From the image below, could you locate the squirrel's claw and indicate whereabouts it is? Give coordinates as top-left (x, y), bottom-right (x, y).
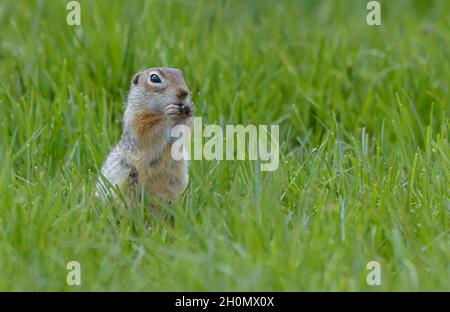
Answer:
top-left (165, 103), bottom-right (194, 119)
top-left (181, 104), bottom-right (195, 116)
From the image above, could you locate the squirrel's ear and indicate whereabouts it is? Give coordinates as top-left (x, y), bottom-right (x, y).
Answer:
top-left (132, 72), bottom-right (141, 86)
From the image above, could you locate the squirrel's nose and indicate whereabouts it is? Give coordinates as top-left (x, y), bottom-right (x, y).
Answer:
top-left (177, 89), bottom-right (189, 100)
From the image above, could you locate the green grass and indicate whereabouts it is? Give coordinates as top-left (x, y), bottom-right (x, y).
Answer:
top-left (0, 0), bottom-right (448, 291)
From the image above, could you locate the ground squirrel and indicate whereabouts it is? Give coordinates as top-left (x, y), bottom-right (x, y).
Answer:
top-left (96, 67), bottom-right (195, 202)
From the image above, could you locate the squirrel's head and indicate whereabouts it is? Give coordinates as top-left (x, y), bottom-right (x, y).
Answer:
top-left (127, 67), bottom-right (192, 115)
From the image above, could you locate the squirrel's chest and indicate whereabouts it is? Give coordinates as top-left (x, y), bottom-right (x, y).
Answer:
top-left (133, 146), bottom-right (188, 200)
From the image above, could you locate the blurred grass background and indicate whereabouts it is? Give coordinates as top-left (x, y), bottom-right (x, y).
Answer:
top-left (0, 0), bottom-right (448, 290)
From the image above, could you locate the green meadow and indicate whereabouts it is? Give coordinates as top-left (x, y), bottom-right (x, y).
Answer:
top-left (0, 0), bottom-right (448, 291)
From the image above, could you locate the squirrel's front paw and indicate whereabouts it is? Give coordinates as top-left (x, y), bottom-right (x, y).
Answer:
top-left (165, 103), bottom-right (195, 119)
top-left (165, 104), bottom-right (181, 119)
top-left (181, 104), bottom-right (195, 117)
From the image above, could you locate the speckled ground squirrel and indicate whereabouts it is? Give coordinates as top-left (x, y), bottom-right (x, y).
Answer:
top-left (96, 67), bottom-right (195, 202)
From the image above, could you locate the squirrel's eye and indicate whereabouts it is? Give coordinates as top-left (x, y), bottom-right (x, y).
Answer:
top-left (150, 74), bottom-right (161, 83)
